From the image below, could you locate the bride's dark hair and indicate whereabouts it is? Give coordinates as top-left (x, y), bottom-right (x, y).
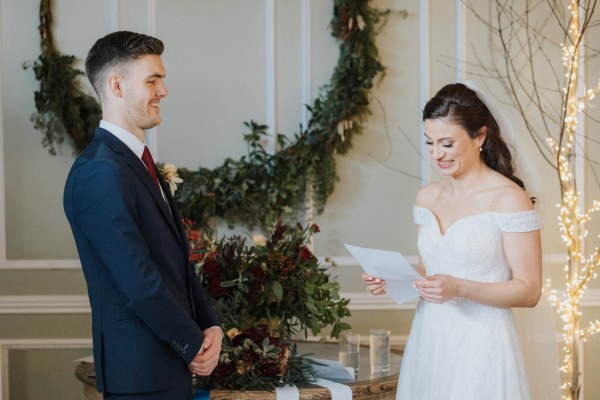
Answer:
top-left (422, 82), bottom-right (528, 195)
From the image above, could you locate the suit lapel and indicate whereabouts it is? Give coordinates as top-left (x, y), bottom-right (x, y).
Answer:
top-left (93, 129), bottom-right (186, 249)
top-left (159, 178), bottom-right (190, 254)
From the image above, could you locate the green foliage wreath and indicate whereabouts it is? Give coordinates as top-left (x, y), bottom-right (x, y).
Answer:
top-left (26, 0), bottom-right (389, 230)
top-left (23, 0), bottom-right (101, 155)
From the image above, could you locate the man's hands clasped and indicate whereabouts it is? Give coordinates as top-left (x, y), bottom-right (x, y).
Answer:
top-left (189, 326), bottom-right (223, 376)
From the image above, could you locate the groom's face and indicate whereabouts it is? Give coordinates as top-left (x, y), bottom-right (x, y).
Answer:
top-left (120, 54), bottom-right (168, 132)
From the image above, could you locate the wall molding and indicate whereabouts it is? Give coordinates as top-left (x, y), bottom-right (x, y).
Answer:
top-left (0, 338), bottom-right (93, 400)
top-left (342, 292), bottom-right (419, 311)
top-left (0, 251), bottom-right (569, 271)
top-left (265, 0), bottom-right (278, 146)
top-left (0, 295), bottom-right (90, 314)
top-left (1, 289), bottom-right (600, 315)
top-left (300, 0), bottom-right (312, 128)
top-left (419, 0), bottom-right (431, 185)
top-left (304, 334), bottom-right (408, 348)
top-left (145, 0), bottom-right (160, 158)
top-left (343, 288), bottom-right (600, 310)
top-left (0, 0), bottom-right (7, 272)
top-left (0, 259), bottom-right (81, 270)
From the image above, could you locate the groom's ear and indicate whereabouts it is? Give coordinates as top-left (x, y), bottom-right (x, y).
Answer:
top-left (107, 73), bottom-right (124, 98)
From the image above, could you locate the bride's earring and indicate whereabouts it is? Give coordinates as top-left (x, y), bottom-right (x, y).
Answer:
top-left (479, 146), bottom-right (483, 152)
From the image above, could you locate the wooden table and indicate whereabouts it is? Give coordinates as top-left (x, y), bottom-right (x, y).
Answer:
top-left (75, 342), bottom-right (403, 399)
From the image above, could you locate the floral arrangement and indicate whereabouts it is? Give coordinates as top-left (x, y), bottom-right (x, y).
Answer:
top-left (184, 220), bottom-right (351, 390)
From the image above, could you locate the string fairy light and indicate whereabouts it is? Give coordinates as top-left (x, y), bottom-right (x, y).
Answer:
top-left (543, 1), bottom-right (600, 398)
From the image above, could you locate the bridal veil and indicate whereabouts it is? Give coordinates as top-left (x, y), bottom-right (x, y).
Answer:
top-left (463, 80), bottom-right (561, 400)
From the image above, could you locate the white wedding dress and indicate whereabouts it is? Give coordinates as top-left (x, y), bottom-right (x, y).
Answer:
top-left (396, 206), bottom-right (542, 400)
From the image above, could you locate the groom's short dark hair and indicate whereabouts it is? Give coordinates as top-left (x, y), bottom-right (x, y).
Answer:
top-left (85, 31), bottom-right (164, 99)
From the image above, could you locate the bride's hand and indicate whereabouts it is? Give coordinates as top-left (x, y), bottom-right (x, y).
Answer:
top-left (414, 274), bottom-right (460, 303)
top-left (362, 272), bottom-right (386, 295)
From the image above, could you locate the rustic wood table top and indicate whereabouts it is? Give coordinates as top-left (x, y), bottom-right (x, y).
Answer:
top-left (75, 341), bottom-right (403, 400)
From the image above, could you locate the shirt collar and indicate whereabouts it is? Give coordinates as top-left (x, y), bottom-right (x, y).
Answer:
top-left (99, 120), bottom-right (145, 159)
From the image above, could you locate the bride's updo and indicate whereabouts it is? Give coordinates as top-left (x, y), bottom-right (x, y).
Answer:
top-left (422, 82), bottom-right (526, 194)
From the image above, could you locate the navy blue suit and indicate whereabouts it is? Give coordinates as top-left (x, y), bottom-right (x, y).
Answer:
top-left (64, 128), bottom-right (219, 395)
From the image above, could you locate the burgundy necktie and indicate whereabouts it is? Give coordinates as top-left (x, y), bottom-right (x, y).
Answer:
top-left (141, 146), bottom-right (160, 189)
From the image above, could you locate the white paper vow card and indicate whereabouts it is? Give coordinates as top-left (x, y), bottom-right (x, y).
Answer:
top-left (345, 244), bottom-right (425, 305)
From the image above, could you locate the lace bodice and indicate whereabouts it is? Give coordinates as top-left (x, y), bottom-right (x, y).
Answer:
top-left (413, 206), bottom-right (541, 282)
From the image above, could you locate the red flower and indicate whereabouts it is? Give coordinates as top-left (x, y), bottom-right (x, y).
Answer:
top-left (220, 242), bottom-right (236, 266)
top-left (252, 265), bottom-right (266, 280)
top-left (301, 246), bottom-right (315, 262)
top-left (209, 278), bottom-right (227, 298)
top-left (267, 251), bottom-right (295, 276)
top-left (272, 221), bottom-right (287, 243)
top-left (249, 284), bottom-right (263, 303)
top-left (203, 259), bottom-right (220, 277)
top-left (189, 245), bottom-right (205, 263)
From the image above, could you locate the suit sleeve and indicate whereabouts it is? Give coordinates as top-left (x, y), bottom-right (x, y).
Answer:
top-left (69, 158), bottom-right (204, 363)
top-left (188, 265), bottom-right (221, 330)
top-left (161, 175), bottom-right (222, 331)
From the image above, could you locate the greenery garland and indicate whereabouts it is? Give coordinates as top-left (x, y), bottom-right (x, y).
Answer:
top-left (177, 2), bottom-right (389, 229)
top-left (23, 0), bottom-right (100, 155)
top-left (26, 0), bottom-right (389, 230)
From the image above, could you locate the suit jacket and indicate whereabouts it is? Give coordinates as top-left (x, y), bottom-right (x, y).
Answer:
top-left (64, 128), bottom-right (220, 394)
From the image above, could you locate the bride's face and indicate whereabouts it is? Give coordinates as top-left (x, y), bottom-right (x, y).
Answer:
top-left (424, 118), bottom-right (484, 178)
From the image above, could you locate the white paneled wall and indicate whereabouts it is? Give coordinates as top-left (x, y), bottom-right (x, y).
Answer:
top-left (0, 0), bottom-right (598, 399)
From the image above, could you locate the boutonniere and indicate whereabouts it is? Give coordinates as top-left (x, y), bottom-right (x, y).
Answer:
top-left (159, 163), bottom-right (183, 196)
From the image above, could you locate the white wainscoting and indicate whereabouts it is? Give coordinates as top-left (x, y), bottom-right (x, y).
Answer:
top-left (0, 338), bottom-right (93, 400)
top-left (0, 295), bottom-right (90, 314)
top-left (303, 333), bottom-right (409, 348)
top-left (0, 290), bottom-right (591, 399)
top-left (1, 289), bottom-right (599, 315)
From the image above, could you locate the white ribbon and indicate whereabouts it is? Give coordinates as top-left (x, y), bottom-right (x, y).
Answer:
top-left (274, 379), bottom-right (352, 400)
top-left (274, 384), bottom-right (300, 400)
top-left (314, 378), bottom-right (353, 400)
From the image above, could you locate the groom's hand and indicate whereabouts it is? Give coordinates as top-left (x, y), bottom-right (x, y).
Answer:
top-left (189, 326), bottom-right (223, 376)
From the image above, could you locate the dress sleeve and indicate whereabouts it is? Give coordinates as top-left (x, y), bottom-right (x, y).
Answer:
top-left (495, 210), bottom-right (542, 232)
top-left (413, 206), bottom-right (427, 225)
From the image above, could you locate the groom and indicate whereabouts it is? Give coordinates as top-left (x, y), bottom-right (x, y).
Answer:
top-left (64, 31), bottom-right (222, 399)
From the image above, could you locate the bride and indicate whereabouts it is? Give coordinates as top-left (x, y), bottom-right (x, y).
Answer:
top-left (363, 81), bottom-right (558, 399)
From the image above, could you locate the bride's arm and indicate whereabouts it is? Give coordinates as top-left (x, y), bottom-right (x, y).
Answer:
top-left (415, 229), bottom-right (541, 307)
top-left (415, 256), bottom-right (426, 277)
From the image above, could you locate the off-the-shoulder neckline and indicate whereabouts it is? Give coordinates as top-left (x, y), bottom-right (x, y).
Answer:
top-left (414, 206), bottom-right (538, 237)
